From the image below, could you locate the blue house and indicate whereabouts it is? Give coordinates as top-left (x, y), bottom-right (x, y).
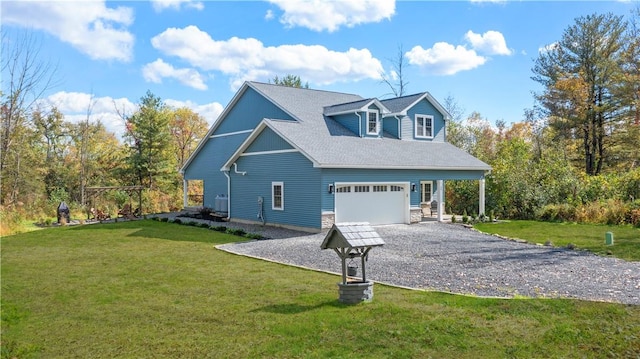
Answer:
top-left (180, 81), bottom-right (491, 232)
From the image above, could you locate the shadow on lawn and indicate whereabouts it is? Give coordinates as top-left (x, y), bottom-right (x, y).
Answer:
top-left (251, 300), bottom-right (345, 314)
top-left (67, 220), bottom-right (240, 245)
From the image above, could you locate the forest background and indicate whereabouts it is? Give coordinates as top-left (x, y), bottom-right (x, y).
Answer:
top-left (1, 10), bottom-right (639, 235)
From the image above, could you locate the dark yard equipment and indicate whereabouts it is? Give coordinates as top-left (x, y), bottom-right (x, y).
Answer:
top-left (57, 202), bottom-right (71, 223)
top-left (321, 222), bottom-right (385, 304)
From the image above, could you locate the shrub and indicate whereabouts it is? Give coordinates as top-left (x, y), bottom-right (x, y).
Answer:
top-left (172, 218), bottom-right (182, 225)
top-left (462, 210), bottom-right (468, 224)
top-left (451, 215), bottom-right (457, 223)
top-left (537, 203), bottom-right (576, 222)
top-left (211, 226), bottom-right (227, 232)
top-left (245, 233), bottom-right (263, 240)
top-left (226, 228), bottom-right (246, 236)
top-left (159, 217), bottom-right (169, 222)
top-left (186, 221), bottom-right (198, 227)
top-left (199, 222), bottom-right (210, 229)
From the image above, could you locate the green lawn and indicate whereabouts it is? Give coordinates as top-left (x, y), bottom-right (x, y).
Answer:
top-left (2, 220), bottom-right (639, 358)
top-left (474, 220), bottom-right (640, 261)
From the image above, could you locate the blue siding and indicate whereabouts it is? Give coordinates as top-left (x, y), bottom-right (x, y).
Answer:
top-left (320, 168), bottom-right (484, 212)
top-left (230, 151), bottom-right (321, 229)
top-left (333, 113), bottom-right (361, 136)
top-left (245, 127), bottom-right (293, 153)
top-left (405, 99), bottom-right (446, 142)
top-left (184, 86), bottom-right (294, 208)
top-left (184, 134), bottom-right (248, 208)
top-left (383, 116), bottom-right (400, 138)
top-left (213, 87), bottom-right (293, 135)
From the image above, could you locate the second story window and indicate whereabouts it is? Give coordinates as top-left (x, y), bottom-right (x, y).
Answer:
top-left (367, 110), bottom-right (379, 135)
top-left (415, 115), bottom-right (433, 138)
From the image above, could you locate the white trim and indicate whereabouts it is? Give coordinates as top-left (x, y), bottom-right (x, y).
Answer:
top-left (240, 149), bottom-right (298, 157)
top-left (334, 181), bottom-right (410, 225)
top-left (324, 99), bottom-right (391, 117)
top-left (314, 164), bottom-right (491, 171)
top-left (210, 129), bottom-right (253, 138)
top-left (415, 114), bottom-right (434, 139)
top-left (420, 180), bottom-right (433, 204)
top-left (272, 182), bottom-right (284, 211)
top-left (221, 120), bottom-right (321, 171)
top-left (366, 110), bottom-right (379, 135)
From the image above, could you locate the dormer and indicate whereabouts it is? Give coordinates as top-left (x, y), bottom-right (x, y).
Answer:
top-left (380, 92), bottom-right (451, 142)
top-left (324, 99), bottom-right (390, 138)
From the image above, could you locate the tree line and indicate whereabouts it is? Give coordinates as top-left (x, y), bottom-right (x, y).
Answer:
top-left (446, 10), bottom-right (640, 226)
top-left (2, 10), bottom-right (639, 234)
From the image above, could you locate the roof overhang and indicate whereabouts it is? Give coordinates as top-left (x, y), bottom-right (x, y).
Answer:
top-left (220, 119), bottom-right (320, 171)
top-left (324, 99), bottom-right (391, 117)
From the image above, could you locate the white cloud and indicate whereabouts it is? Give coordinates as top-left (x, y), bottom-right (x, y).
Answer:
top-left (465, 30), bottom-right (512, 56)
top-left (41, 92), bottom-right (222, 139)
top-left (142, 59), bottom-right (208, 90)
top-left (1, 1), bottom-right (134, 62)
top-left (538, 42), bottom-right (559, 54)
top-left (150, 0), bottom-right (204, 12)
top-left (149, 25), bottom-right (383, 89)
top-left (165, 99), bottom-right (223, 127)
top-left (406, 43), bottom-right (487, 75)
top-left (265, 9), bottom-right (275, 20)
top-left (268, 0), bottom-right (395, 32)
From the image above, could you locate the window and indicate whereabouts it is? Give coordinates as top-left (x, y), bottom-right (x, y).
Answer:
top-left (373, 185), bottom-right (388, 192)
top-left (390, 185), bottom-right (404, 192)
top-left (354, 185), bottom-right (370, 193)
top-left (367, 111), bottom-right (379, 135)
top-left (336, 186), bottom-right (351, 193)
top-left (415, 115), bottom-right (433, 138)
top-left (272, 182), bottom-right (283, 210)
top-left (421, 181), bottom-right (433, 203)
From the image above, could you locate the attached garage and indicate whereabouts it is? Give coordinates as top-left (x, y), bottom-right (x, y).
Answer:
top-left (334, 183), bottom-right (409, 225)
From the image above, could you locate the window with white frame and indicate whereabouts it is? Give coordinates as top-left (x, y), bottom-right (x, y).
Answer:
top-left (272, 182), bottom-right (283, 210)
top-left (415, 115), bottom-right (433, 138)
top-left (421, 181), bottom-right (433, 203)
top-left (367, 110), bottom-right (379, 135)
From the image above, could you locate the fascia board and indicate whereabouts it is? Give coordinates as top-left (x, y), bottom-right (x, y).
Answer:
top-left (220, 119), bottom-right (321, 171)
top-left (314, 164), bottom-right (492, 171)
top-left (220, 120), bottom-right (268, 171)
top-left (324, 99), bottom-right (391, 117)
top-left (180, 82), bottom-right (250, 173)
top-left (401, 93), bottom-right (452, 121)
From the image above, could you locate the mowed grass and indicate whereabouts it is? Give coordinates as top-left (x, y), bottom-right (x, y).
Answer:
top-left (474, 220), bottom-right (640, 261)
top-left (2, 221), bottom-right (639, 358)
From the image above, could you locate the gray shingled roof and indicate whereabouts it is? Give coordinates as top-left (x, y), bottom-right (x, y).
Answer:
top-left (249, 82), bottom-right (491, 170)
top-left (380, 93), bottom-right (425, 114)
top-left (321, 223), bottom-right (385, 249)
top-left (324, 98), bottom-right (375, 115)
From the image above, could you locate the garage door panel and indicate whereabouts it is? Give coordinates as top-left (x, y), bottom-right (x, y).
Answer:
top-left (335, 184), bottom-right (407, 225)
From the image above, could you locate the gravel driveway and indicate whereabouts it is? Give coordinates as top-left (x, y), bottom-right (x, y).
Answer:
top-left (217, 222), bottom-right (640, 305)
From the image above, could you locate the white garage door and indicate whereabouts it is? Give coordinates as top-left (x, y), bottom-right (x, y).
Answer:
top-left (334, 183), bottom-right (408, 225)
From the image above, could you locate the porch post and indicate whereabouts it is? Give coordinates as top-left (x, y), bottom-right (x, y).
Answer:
top-left (479, 178), bottom-right (486, 216)
top-left (183, 179), bottom-right (188, 209)
top-left (437, 180), bottom-right (444, 222)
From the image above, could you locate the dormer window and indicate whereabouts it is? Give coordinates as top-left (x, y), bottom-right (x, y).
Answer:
top-left (415, 114), bottom-right (433, 138)
top-left (367, 110), bottom-right (379, 135)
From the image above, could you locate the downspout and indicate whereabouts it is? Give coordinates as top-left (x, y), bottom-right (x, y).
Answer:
top-left (233, 163), bottom-right (246, 175)
top-left (223, 170), bottom-right (231, 220)
top-left (394, 115), bottom-right (402, 139)
top-left (355, 111), bottom-right (362, 137)
top-left (182, 178), bottom-right (188, 209)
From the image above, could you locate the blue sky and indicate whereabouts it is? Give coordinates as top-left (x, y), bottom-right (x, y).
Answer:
top-left (2, 0), bottom-right (637, 139)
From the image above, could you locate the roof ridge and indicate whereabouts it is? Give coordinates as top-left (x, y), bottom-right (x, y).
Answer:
top-left (248, 81), bottom-right (360, 97)
top-left (380, 92), bottom-right (427, 102)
